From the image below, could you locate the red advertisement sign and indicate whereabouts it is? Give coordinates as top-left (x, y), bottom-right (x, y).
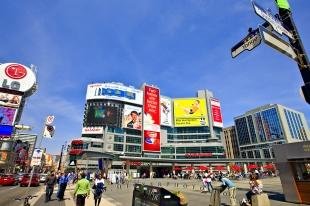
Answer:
top-left (210, 98), bottom-right (223, 128)
top-left (143, 85), bottom-right (160, 152)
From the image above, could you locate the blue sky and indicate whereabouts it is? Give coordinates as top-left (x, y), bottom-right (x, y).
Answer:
top-left (1, 0), bottom-right (309, 154)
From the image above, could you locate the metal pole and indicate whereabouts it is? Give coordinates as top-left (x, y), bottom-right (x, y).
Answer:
top-left (57, 144), bottom-right (65, 172)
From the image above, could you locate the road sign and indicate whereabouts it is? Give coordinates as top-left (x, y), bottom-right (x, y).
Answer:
top-left (69, 160), bottom-right (76, 166)
top-left (45, 115), bottom-right (55, 125)
top-left (231, 29), bottom-right (261, 58)
top-left (259, 26), bottom-right (297, 61)
top-left (252, 1), bottom-right (293, 39)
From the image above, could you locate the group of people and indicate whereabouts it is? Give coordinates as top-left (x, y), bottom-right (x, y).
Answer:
top-left (44, 171), bottom-right (106, 206)
top-left (201, 171), bottom-right (263, 206)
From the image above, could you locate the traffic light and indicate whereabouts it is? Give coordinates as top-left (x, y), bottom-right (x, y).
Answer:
top-left (275, 0), bottom-right (290, 10)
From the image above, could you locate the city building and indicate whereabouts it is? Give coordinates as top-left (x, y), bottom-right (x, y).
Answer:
top-left (223, 126), bottom-right (240, 159)
top-left (234, 104), bottom-right (310, 160)
top-left (69, 82), bottom-right (225, 176)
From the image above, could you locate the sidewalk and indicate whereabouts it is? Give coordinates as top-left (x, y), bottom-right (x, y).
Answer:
top-left (33, 184), bottom-right (117, 206)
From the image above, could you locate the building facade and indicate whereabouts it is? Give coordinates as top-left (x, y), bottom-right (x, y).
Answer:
top-left (223, 126), bottom-right (240, 159)
top-left (234, 104), bottom-right (310, 160)
top-left (69, 82), bottom-right (225, 173)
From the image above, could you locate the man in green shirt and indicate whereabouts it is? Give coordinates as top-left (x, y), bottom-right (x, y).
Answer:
top-left (74, 172), bottom-right (90, 206)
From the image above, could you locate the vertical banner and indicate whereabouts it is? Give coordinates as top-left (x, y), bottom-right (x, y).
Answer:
top-left (30, 148), bottom-right (43, 166)
top-left (210, 98), bottom-right (223, 128)
top-left (143, 85), bottom-right (161, 152)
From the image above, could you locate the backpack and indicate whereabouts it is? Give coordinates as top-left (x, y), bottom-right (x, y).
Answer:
top-left (95, 182), bottom-right (104, 195)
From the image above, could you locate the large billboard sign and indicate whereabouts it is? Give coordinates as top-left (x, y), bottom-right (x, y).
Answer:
top-left (123, 104), bottom-right (142, 130)
top-left (86, 83), bottom-right (143, 105)
top-left (86, 104), bottom-right (118, 126)
top-left (173, 98), bottom-right (208, 127)
top-left (0, 63), bottom-right (36, 92)
top-left (0, 92), bottom-right (22, 108)
top-left (210, 98), bottom-right (223, 128)
top-left (160, 96), bottom-right (172, 126)
top-left (143, 85), bottom-right (160, 152)
top-left (0, 106), bottom-right (17, 126)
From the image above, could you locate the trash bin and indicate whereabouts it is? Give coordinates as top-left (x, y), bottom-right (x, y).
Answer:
top-left (132, 184), bottom-right (181, 206)
top-left (209, 186), bottom-right (222, 206)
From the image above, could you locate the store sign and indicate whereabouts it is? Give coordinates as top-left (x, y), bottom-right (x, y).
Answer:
top-left (86, 83), bottom-right (143, 105)
top-left (143, 85), bottom-right (161, 153)
top-left (185, 153), bottom-right (213, 158)
top-left (82, 127), bottom-right (104, 134)
top-left (0, 63), bottom-right (36, 92)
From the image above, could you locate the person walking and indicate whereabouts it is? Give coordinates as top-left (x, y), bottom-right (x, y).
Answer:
top-left (92, 174), bottom-right (105, 206)
top-left (57, 172), bottom-right (69, 201)
top-left (219, 176), bottom-right (237, 206)
top-left (74, 172), bottom-right (90, 206)
top-left (45, 172), bottom-right (57, 202)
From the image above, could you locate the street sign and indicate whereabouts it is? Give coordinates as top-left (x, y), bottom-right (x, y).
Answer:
top-left (69, 160), bottom-right (76, 166)
top-left (259, 26), bottom-right (297, 61)
top-left (231, 29), bottom-right (261, 58)
top-left (45, 115), bottom-right (55, 125)
top-left (252, 1), bottom-right (293, 39)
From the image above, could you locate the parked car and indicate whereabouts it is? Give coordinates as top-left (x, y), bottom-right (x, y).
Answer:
top-left (17, 173), bottom-right (26, 182)
top-left (0, 174), bottom-right (19, 186)
top-left (20, 174), bottom-right (40, 187)
top-left (39, 173), bottom-right (48, 183)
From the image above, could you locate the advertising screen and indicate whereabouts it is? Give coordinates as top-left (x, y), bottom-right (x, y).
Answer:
top-left (86, 104), bottom-right (118, 126)
top-left (0, 106), bottom-right (17, 125)
top-left (143, 85), bottom-right (160, 152)
top-left (210, 98), bottom-right (223, 128)
top-left (12, 140), bottom-right (29, 165)
top-left (123, 105), bottom-right (142, 130)
top-left (173, 98), bottom-right (208, 127)
top-left (0, 125), bottom-right (14, 137)
top-left (0, 92), bottom-right (22, 108)
top-left (86, 83), bottom-right (143, 105)
top-left (160, 96), bottom-right (172, 126)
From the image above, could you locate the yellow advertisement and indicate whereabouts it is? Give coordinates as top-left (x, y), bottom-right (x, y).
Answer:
top-left (173, 98), bottom-right (208, 127)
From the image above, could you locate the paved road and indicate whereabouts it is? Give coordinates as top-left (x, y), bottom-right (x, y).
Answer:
top-left (29, 177), bottom-right (308, 206)
top-left (0, 184), bottom-right (42, 206)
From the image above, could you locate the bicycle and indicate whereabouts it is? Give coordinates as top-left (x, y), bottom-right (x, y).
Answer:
top-left (15, 195), bottom-right (37, 206)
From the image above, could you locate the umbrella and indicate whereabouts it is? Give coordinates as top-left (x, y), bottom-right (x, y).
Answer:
top-left (263, 163), bottom-right (275, 171)
top-left (247, 164), bottom-right (258, 170)
top-left (184, 166), bottom-right (194, 171)
top-left (214, 165), bottom-right (225, 171)
top-left (174, 166), bottom-right (182, 171)
top-left (197, 165), bottom-right (209, 171)
top-left (231, 165), bottom-right (242, 172)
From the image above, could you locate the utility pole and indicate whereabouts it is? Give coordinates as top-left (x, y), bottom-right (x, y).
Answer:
top-left (275, 0), bottom-right (310, 103)
top-left (57, 143), bottom-right (66, 172)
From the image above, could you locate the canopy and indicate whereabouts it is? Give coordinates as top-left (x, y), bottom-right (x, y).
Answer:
top-left (197, 165), bottom-right (209, 171)
top-left (247, 164), bottom-right (258, 170)
top-left (214, 165), bottom-right (225, 171)
top-left (231, 165), bottom-right (242, 172)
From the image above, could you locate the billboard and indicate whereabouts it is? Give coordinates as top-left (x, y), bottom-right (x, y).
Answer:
top-left (0, 63), bottom-right (36, 93)
top-left (143, 85), bottom-right (161, 152)
top-left (12, 140), bottom-right (29, 165)
top-left (0, 92), bottom-right (22, 108)
top-left (86, 83), bottom-right (143, 105)
top-left (0, 106), bottom-right (17, 125)
top-left (210, 98), bottom-right (223, 128)
top-left (160, 96), bottom-right (172, 126)
top-left (173, 98), bottom-right (208, 127)
top-left (123, 104), bottom-right (142, 130)
top-left (30, 148), bottom-right (43, 166)
top-left (0, 125), bottom-right (14, 137)
top-left (86, 104), bottom-right (118, 126)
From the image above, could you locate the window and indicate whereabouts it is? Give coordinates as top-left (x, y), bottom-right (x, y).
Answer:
top-left (113, 144), bottom-right (123, 152)
top-left (263, 149), bottom-right (271, 158)
top-left (125, 145), bottom-right (141, 153)
top-left (114, 135), bottom-right (124, 142)
top-left (126, 136), bottom-right (141, 144)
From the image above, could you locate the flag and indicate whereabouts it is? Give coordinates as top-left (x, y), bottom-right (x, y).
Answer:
top-left (43, 125), bottom-right (55, 138)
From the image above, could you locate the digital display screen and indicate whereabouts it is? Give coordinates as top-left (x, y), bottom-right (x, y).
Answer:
top-left (0, 106), bottom-right (17, 125)
top-left (86, 104), bottom-right (118, 126)
top-left (0, 125), bottom-right (14, 136)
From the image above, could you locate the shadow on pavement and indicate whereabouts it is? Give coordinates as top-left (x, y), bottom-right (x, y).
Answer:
top-left (268, 193), bottom-right (286, 202)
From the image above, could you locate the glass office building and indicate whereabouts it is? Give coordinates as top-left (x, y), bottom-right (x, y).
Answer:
top-left (234, 104), bottom-right (310, 159)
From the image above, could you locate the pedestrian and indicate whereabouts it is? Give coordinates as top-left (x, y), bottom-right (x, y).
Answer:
top-left (92, 174), bottom-right (105, 206)
top-left (206, 174), bottom-right (213, 192)
top-left (74, 172), bottom-right (90, 206)
top-left (45, 172), bottom-right (57, 202)
top-left (244, 173), bottom-right (263, 205)
top-left (57, 172), bottom-right (69, 201)
top-left (218, 176), bottom-right (237, 206)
